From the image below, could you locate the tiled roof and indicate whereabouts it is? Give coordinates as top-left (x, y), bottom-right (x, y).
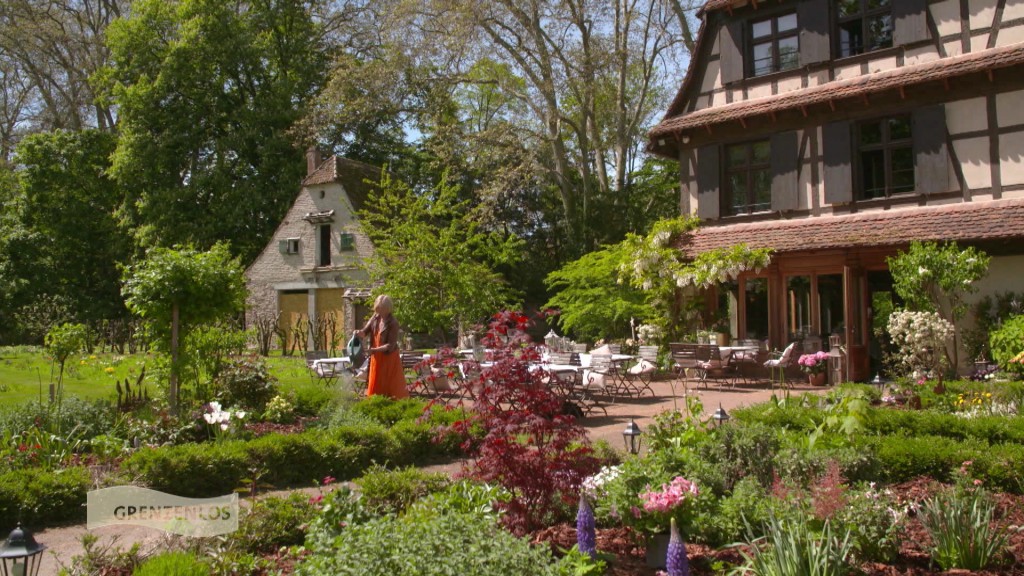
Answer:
top-left (679, 199), bottom-right (1024, 257)
top-left (302, 156), bottom-right (384, 214)
top-left (652, 43), bottom-right (1024, 137)
top-left (699, 0), bottom-right (743, 15)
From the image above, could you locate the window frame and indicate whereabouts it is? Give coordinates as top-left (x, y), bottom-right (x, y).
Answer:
top-left (855, 114), bottom-right (914, 200)
top-left (722, 139), bottom-right (773, 217)
top-left (748, 11), bottom-right (800, 77)
top-left (835, 0), bottom-right (894, 58)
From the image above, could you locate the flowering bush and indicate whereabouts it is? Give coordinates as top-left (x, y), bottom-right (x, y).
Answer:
top-left (797, 351), bottom-right (830, 375)
top-left (636, 476), bottom-right (700, 534)
top-left (887, 310), bottom-right (954, 380)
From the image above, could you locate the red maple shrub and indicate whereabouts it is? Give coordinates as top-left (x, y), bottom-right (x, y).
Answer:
top-left (435, 311), bottom-right (603, 535)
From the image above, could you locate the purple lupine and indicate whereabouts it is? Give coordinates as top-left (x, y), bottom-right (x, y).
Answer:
top-left (666, 517), bottom-right (690, 576)
top-left (576, 494), bottom-right (597, 559)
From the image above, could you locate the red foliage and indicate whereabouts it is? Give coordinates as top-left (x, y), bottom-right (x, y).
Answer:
top-left (435, 311), bottom-right (602, 535)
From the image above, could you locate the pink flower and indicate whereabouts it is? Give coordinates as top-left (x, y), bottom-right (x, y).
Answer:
top-left (973, 479), bottom-right (983, 486)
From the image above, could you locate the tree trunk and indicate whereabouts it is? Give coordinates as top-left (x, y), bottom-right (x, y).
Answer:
top-left (170, 302), bottom-right (180, 414)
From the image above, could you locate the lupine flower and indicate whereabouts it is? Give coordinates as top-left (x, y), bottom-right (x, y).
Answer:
top-left (666, 517), bottom-right (690, 576)
top-left (576, 494), bottom-right (597, 559)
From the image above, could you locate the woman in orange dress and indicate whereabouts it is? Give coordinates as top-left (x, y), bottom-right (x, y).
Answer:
top-left (354, 295), bottom-right (408, 399)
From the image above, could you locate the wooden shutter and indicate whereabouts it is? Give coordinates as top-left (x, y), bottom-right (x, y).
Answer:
top-left (771, 131), bottom-right (799, 211)
top-left (696, 145), bottom-right (721, 220)
top-left (913, 105), bottom-right (949, 195)
top-left (720, 18), bottom-right (745, 84)
top-left (823, 121), bottom-right (853, 205)
top-left (893, 0), bottom-right (928, 45)
top-left (798, 0), bottom-right (830, 66)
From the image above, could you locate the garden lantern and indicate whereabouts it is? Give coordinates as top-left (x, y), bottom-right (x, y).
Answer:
top-left (544, 330), bottom-right (558, 351)
top-left (0, 525), bottom-right (46, 576)
top-left (711, 403), bottom-right (730, 426)
top-left (828, 335), bottom-right (845, 386)
top-left (872, 373), bottom-right (885, 392)
top-left (622, 419), bottom-right (643, 455)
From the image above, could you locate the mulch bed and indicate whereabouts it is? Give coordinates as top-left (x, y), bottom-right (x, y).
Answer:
top-left (530, 477), bottom-right (1024, 575)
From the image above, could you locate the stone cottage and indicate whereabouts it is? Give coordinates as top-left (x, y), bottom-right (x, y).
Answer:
top-left (245, 150), bottom-right (380, 352)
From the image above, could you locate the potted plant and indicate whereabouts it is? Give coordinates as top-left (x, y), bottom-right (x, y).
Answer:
top-left (637, 476), bottom-right (700, 568)
top-left (798, 350), bottom-right (830, 385)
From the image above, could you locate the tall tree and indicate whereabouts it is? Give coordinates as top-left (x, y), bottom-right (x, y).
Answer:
top-left (0, 0), bottom-right (125, 149)
top-left (0, 129), bottom-right (131, 342)
top-left (358, 172), bottom-right (522, 344)
top-left (102, 0), bottom-right (328, 262)
top-left (308, 0), bottom-right (697, 254)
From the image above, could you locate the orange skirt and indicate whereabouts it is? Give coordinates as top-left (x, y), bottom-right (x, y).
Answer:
top-left (366, 334), bottom-right (408, 399)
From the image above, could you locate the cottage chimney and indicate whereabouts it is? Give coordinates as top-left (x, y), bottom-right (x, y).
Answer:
top-left (306, 147), bottom-right (323, 176)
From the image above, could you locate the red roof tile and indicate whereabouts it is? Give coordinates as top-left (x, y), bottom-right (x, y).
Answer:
top-left (679, 199), bottom-right (1024, 257)
top-left (652, 44), bottom-right (1024, 137)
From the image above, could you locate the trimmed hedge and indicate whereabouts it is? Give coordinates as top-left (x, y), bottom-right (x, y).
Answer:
top-left (866, 410), bottom-right (1024, 444)
top-left (865, 435), bottom-right (1024, 492)
top-left (0, 466), bottom-right (91, 532)
top-left (126, 419), bottom-right (456, 497)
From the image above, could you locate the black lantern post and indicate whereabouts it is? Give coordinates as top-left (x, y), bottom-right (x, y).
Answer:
top-left (711, 403), bottom-right (730, 426)
top-left (872, 373), bottom-right (885, 392)
top-left (622, 419), bottom-right (643, 455)
top-left (0, 525), bottom-right (46, 576)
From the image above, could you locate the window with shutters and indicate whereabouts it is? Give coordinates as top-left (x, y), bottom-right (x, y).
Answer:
top-left (856, 115), bottom-right (914, 199)
top-left (724, 140), bottom-right (772, 216)
top-left (836, 0), bottom-right (893, 58)
top-left (339, 232), bottom-right (355, 251)
top-left (749, 12), bottom-right (799, 77)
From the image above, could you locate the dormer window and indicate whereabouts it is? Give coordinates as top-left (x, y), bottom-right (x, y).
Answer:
top-left (836, 0), bottom-right (893, 58)
top-left (749, 12), bottom-right (799, 77)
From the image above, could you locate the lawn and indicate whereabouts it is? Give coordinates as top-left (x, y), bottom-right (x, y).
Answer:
top-left (0, 346), bottom-right (321, 406)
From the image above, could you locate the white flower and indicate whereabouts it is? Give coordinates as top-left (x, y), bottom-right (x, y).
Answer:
top-left (220, 423), bottom-right (229, 431)
top-left (918, 266), bottom-right (929, 276)
top-left (203, 413), bottom-right (216, 425)
top-left (208, 401), bottom-right (222, 412)
top-left (235, 411), bottom-right (246, 420)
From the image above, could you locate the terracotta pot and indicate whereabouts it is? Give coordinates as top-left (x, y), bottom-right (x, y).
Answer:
top-left (808, 372), bottom-right (827, 386)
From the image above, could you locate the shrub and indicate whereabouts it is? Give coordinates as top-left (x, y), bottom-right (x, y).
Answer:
top-left (231, 492), bottom-right (317, 554)
top-left (290, 385), bottom-right (337, 417)
top-left (351, 395), bottom-right (430, 425)
top-left (211, 357), bottom-right (278, 413)
top-left (134, 551), bottom-right (209, 576)
top-left (833, 483), bottom-right (906, 563)
top-left (355, 465), bottom-right (450, 516)
top-left (990, 314), bottom-right (1024, 378)
top-left (703, 476), bottom-right (773, 547)
top-left (0, 466), bottom-right (91, 532)
top-left (298, 510), bottom-right (561, 576)
top-left (263, 394), bottom-right (296, 424)
top-left (125, 441), bottom-right (249, 496)
top-left (867, 435), bottom-right (1024, 492)
top-left (0, 397), bottom-right (117, 442)
top-left (436, 311), bottom-right (601, 536)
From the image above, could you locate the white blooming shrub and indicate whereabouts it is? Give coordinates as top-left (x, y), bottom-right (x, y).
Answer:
top-left (887, 310), bottom-right (954, 379)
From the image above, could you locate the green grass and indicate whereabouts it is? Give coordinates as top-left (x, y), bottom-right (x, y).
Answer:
top-left (0, 347), bottom-right (324, 407)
